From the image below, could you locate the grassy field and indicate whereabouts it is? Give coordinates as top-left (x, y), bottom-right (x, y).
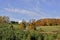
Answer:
top-left (0, 23), bottom-right (60, 40)
top-left (36, 26), bottom-right (60, 40)
top-left (36, 26), bottom-right (60, 31)
top-left (13, 24), bottom-right (60, 40)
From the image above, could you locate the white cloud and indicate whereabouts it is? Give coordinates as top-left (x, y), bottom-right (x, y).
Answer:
top-left (4, 8), bottom-right (42, 18)
top-left (3, 0), bottom-right (53, 19)
top-left (10, 17), bottom-right (20, 21)
top-left (31, 1), bottom-right (51, 18)
top-left (3, 0), bottom-right (54, 20)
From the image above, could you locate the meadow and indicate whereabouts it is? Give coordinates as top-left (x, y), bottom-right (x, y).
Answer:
top-left (0, 23), bottom-right (60, 40)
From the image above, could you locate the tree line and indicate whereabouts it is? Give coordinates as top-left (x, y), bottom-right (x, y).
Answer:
top-left (36, 18), bottom-right (60, 26)
top-left (0, 16), bottom-right (60, 30)
top-left (19, 18), bottom-right (60, 30)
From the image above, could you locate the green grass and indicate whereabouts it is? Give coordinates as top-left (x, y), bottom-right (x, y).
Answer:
top-left (0, 24), bottom-right (60, 40)
top-left (12, 24), bottom-right (20, 29)
top-left (36, 26), bottom-right (60, 32)
top-left (36, 26), bottom-right (60, 40)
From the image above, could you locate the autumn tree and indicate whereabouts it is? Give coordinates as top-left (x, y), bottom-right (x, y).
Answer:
top-left (35, 18), bottom-right (60, 26)
top-left (3, 16), bottom-right (9, 23)
top-left (28, 19), bottom-right (36, 30)
top-left (0, 16), bottom-right (9, 23)
top-left (20, 19), bottom-right (26, 30)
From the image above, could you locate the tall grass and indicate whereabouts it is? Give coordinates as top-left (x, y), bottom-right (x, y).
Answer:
top-left (0, 24), bottom-right (60, 40)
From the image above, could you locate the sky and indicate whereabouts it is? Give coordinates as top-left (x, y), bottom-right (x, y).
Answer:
top-left (0, 0), bottom-right (60, 21)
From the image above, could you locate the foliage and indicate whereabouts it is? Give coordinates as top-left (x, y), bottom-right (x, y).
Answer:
top-left (0, 24), bottom-right (60, 40)
top-left (19, 20), bottom-right (26, 30)
top-left (0, 16), bottom-right (9, 23)
top-left (36, 18), bottom-right (60, 26)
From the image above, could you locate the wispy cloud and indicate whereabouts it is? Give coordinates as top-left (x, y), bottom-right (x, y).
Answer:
top-left (30, 0), bottom-right (52, 18)
top-left (4, 0), bottom-right (52, 19)
top-left (10, 17), bottom-right (20, 21)
top-left (3, 0), bottom-right (57, 19)
top-left (4, 8), bottom-right (43, 19)
top-left (41, 0), bottom-right (57, 6)
top-left (3, 0), bottom-right (53, 19)
top-left (0, 0), bottom-right (60, 21)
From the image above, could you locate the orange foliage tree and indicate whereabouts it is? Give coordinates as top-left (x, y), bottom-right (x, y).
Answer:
top-left (20, 20), bottom-right (26, 30)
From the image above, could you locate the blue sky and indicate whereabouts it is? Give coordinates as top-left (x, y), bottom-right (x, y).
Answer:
top-left (0, 0), bottom-right (60, 21)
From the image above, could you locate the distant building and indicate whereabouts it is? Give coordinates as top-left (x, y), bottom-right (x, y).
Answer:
top-left (18, 20), bottom-right (22, 24)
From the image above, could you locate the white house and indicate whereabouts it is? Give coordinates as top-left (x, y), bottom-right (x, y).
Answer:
top-left (18, 20), bottom-right (22, 24)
